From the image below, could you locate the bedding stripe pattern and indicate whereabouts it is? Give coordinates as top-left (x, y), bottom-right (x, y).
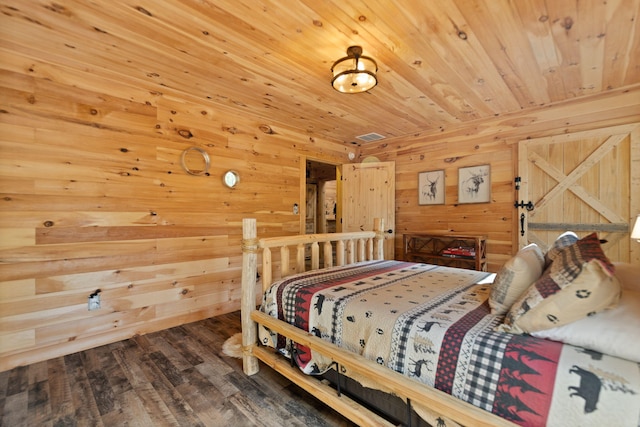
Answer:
top-left (259, 260), bottom-right (640, 427)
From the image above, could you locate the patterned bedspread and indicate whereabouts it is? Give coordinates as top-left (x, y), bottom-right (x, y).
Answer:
top-left (259, 260), bottom-right (640, 427)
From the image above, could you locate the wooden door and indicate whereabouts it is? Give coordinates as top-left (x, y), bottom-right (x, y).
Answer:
top-left (517, 123), bottom-right (640, 263)
top-left (338, 161), bottom-right (395, 259)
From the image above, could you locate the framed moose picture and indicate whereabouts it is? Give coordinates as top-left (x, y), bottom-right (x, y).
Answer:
top-left (418, 170), bottom-right (445, 205)
top-left (458, 165), bottom-right (491, 204)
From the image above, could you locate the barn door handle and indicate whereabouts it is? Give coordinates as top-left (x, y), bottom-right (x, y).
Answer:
top-left (386, 229), bottom-right (393, 234)
top-left (520, 213), bottom-right (526, 236)
top-left (514, 200), bottom-right (534, 211)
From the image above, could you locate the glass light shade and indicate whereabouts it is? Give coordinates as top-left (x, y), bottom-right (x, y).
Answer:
top-left (331, 46), bottom-right (378, 94)
top-left (631, 215), bottom-right (640, 241)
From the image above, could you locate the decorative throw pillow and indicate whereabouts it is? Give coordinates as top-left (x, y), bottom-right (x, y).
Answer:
top-left (532, 288), bottom-right (640, 363)
top-left (544, 231), bottom-right (578, 267)
top-left (489, 243), bottom-right (545, 315)
top-left (497, 232), bottom-right (619, 334)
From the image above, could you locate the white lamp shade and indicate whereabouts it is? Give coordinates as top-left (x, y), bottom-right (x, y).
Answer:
top-left (631, 215), bottom-right (640, 240)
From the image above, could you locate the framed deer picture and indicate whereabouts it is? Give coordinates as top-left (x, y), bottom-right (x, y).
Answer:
top-left (418, 170), bottom-right (445, 205)
top-left (458, 165), bottom-right (491, 204)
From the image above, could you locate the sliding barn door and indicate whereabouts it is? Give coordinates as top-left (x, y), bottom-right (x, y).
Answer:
top-left (517, 123), bottom-right (639, 263)
top-left (339, 161), bottom-right (395, 259)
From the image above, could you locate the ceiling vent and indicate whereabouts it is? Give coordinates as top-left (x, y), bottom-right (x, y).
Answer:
top-left (355, 132), bottom-right (386, 142)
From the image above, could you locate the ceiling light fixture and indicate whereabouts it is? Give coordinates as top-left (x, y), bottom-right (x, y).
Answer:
top-left (331, 46), bottom-right (378, 94)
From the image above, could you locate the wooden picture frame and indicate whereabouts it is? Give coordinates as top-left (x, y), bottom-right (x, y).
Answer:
top-left (418, 170), bottom-right (445, 205)
top-left (458, 165), bottom-right (491, 204)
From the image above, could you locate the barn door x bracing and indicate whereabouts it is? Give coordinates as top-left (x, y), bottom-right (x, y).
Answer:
top-left (517, 123), bottom-right (639, 263)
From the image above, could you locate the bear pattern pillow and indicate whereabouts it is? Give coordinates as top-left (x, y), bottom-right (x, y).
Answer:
top-left (498, 232), bottom-right (620, 334)
top-left (489, 243), bottom-right (545, 315)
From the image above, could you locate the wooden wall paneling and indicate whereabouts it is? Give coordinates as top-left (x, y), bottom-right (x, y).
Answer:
top-left (2, 1), bottom-right (638, 372)
top-left (34, 258), bottom-right (230, 294)
top-left (0, 279), bottom-right (35, 301)
top-left (0, 64), bottom-right (350, 371)
top-left (387, 135), bottom-right (515, 271)
top-left (1, 8), bottom-right (177, 106)
top-left (0, 239), bottom-right (158, 265)
top-left (363, 93), bottom-right (640, 271)
top-left (0, 73), bottom-right (158, 136)
top-left (36, 225), bottom-right (212, 245)
top-left (0, 51), bottom-right (164, 110)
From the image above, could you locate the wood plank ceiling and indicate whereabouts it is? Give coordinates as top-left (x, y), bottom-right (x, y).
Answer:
top-left (1, 0), bottom-right (639, 144)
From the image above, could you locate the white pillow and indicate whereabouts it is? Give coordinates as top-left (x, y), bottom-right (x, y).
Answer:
top-left (489, 243), bottom-right (545, 315)
top-left (532, 288), bottom-right (640, 363)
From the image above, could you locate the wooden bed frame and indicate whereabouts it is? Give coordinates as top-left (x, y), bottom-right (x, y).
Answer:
top-left (240, 218), bottom-right (515, 427)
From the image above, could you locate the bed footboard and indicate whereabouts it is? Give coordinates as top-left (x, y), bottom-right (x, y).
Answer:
top-left (240, 217), bottom-right (384, 376)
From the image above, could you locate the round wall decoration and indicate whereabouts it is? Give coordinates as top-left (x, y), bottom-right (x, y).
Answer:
top-left (223, 170), bottom-right (240, 188)
top-left (180, 146), bottom-right (210, 176)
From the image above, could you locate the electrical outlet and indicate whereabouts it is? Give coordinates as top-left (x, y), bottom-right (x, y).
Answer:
top-left (88, 291), bottom-right (101, 311)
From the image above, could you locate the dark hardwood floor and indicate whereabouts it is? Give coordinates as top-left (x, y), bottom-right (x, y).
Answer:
top-left (0, 311), bottom-right (357, 427)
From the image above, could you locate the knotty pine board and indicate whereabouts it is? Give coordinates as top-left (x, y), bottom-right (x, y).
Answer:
top-left (0, 71), bottom-right (349, 371)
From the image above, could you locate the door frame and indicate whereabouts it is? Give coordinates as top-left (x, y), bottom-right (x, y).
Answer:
top-left (299, 156), bottom-right (339, 235)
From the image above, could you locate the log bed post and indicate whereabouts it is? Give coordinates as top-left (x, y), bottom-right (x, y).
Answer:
top-left (241, 218), bottom-right (260, 375)
top-left (374, 218), bottom-right (384, 260)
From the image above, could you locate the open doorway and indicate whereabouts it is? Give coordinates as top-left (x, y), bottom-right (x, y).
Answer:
top-left (306, 160), bottom-right (337, 234)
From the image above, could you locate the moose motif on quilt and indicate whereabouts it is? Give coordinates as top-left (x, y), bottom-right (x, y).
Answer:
top-left (259, 260), bottom-right (640, 427)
